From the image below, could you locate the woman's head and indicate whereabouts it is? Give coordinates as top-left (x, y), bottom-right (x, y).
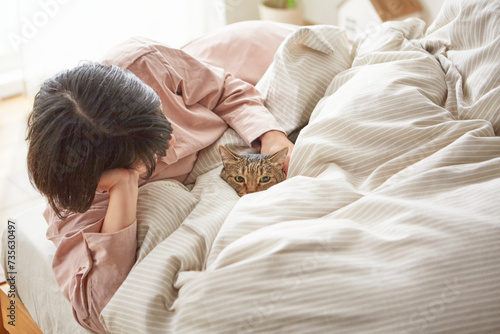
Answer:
top-left (27, 62), bottom-right (172, 218)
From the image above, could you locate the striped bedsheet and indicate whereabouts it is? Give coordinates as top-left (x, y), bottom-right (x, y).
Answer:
top-left (100, 1), bottom-right (500, 333)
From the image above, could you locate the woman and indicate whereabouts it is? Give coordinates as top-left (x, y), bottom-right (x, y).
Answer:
top-left (26, 37), bottom-right (293, 333)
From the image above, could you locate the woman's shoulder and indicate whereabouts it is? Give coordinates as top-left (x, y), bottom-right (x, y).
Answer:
top-left (101, 37), bottom-right (179, 70)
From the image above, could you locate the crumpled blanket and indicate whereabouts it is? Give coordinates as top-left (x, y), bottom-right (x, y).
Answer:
top-left (101, 1), bottom-right (500, 333)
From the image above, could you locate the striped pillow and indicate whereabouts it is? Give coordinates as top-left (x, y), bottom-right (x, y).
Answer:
top-left (255, 25), bottom-right (353, 136)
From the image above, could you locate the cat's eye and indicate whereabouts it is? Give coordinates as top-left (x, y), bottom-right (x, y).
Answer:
top-left (260, 176), bottom-right (270, 183)
top-left (235, 176), bottom-right (245, 183)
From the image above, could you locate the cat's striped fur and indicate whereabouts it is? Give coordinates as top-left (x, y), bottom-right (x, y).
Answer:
top-left (219, 146), bottom-right (288, 197)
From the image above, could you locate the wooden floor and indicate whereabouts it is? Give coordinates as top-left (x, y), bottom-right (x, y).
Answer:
top-left (0, 95), bottom-right (45, 236)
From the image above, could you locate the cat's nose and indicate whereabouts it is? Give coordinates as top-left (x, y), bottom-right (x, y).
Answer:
top-left (246, 185), bottom-right (258, 194)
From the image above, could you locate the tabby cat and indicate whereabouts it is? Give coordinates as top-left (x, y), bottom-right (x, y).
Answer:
top-left (219, 146), bottom-right (288, 197)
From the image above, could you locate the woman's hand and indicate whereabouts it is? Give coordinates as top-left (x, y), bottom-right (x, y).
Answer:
top-left (259, 130), bottom-right (294, 174)
top-left (97, 168), bottom-right (140, 233)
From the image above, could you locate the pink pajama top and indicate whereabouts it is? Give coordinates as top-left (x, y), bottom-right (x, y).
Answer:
top-left (43, 37), bottom-right (284, 333)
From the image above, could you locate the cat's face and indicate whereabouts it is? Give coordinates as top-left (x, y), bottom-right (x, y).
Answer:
top-left (219, 146), bottom-right (288, 197)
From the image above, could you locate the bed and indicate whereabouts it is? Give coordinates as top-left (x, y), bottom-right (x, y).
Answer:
top-left (2, 0), bottom-right (500, 333)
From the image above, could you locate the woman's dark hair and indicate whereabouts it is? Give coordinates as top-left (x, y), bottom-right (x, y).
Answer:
top-left (27, 62), bottom-right (172, 218)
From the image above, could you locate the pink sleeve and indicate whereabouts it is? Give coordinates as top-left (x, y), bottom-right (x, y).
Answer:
top-left (212, 72), bottom-right (284, 147)
top-left (153, 45), bottom-right (285, 147)
top-left (44, 194), bottom-right (137, 334)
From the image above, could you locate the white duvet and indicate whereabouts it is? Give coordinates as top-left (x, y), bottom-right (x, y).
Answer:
top-left (100, 1), bottom-right (500, 333)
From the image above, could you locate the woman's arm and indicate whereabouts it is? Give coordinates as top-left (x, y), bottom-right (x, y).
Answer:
top-left (163, 46), bottom-right (295, 170)
top-left (103, 39), bottom-right (292, 168)
top-left (97, 168), bottom-right (140, 233)
top-left (143, 42), bottom-right (286, 147)
top-left (45, 168), bottom-right (141, 333)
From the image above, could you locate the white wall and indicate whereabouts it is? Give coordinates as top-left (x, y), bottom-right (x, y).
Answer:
top-left (17, 0), bottom-right (205, 96)
top-left (0, 1), bottom-right (24, 99)
top-left (225, 0), bottom-right (260, 24)
top-left (1, 0), bottom-right (225, 98)
top-left (226, 0), bottom-right (446, 26)
top-left (224, 0), bottom-right (343, 25)
top-left (303, 0), bottom-right (344, 25)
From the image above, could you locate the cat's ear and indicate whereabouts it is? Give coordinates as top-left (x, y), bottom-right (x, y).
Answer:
top-left (268, 147), bottom-right (289, 165)
top-left (219, 146), bottom-right (241, 166)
